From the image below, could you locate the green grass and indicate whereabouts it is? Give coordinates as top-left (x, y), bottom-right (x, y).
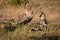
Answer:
top-left (0, 24), bottom-right (60, 40)
top-left (0, 20), bottom-right (60, 40)
top-left (0, 22), bottom-right (41, 40)
top-left (47, 23), bottom-right (60, 31)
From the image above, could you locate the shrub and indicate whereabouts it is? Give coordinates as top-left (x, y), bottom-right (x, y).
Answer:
top-left (4, 21), bottom-right (16, 31)
top-left (9, 0), bottom-right (29, 6)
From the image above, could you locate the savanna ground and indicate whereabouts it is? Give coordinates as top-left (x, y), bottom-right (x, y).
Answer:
top-left (0, 0), bottom-right (60, 40)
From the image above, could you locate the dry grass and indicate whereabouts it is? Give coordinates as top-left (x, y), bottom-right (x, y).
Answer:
top-left (0, 23), bottom-right (60, 40)
top-left (0, 0), bottom-right (60, 24)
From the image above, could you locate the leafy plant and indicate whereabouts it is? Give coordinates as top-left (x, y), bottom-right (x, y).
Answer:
top-left (4, 21), bottom-right (16, 31)
top-left (9, 0), bottom-right (29, 6)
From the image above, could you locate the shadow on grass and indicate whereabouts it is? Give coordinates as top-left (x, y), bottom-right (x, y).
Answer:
top-left (5, 26), bottom-right (16, 31)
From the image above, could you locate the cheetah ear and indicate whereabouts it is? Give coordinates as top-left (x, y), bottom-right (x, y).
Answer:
top-left (39, 13), bottom-right (43, 17)
top-left (39, 11), bottom-right (45, 17)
